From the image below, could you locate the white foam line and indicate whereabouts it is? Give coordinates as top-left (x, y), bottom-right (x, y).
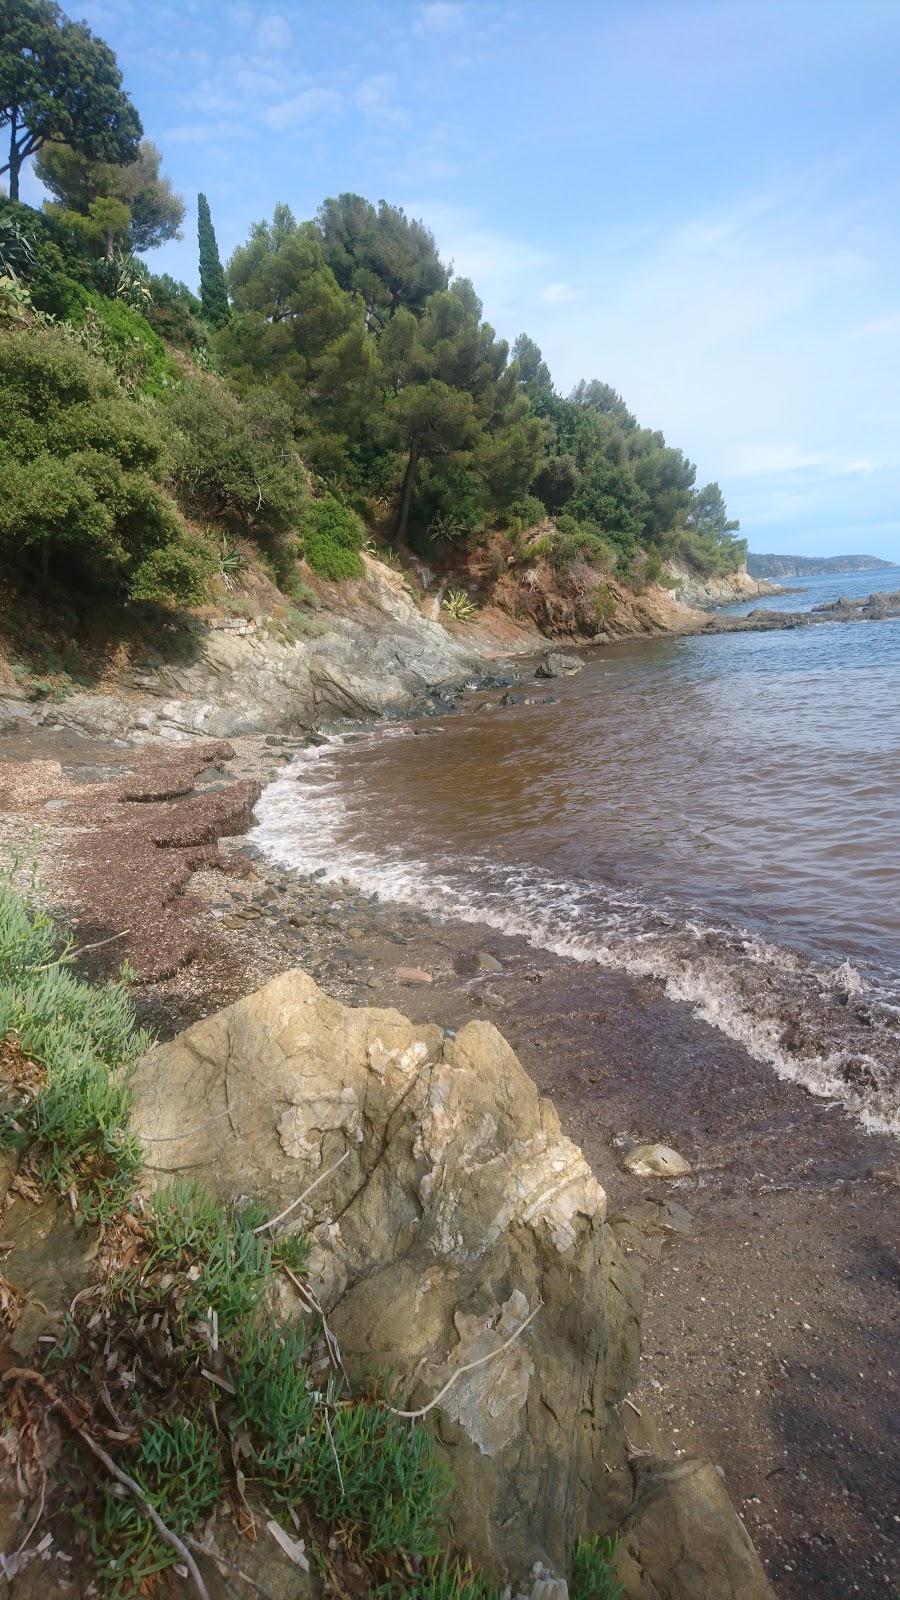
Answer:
top-left (252, 738), bottom-right (899, 1137)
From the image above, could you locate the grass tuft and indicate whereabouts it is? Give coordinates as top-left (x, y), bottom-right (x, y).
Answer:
top-left (571, 1533), bottom-right (623, 1600)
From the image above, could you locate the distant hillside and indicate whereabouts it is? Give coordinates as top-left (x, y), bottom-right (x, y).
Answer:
top-left (747, 552), bottom-right (897, 579)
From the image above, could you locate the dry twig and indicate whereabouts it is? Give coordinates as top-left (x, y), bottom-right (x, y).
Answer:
top-left (0, 1368), bottom-right (212, 1600)
top-left (387, 1302), bottom-right (543, 1423)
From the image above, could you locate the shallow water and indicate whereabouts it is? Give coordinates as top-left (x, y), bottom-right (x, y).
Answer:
top-left (253, 568), bottom-right (900, 1133)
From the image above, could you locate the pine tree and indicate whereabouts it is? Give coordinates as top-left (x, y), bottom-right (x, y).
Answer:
top-left (197, 192), bottom-right (229, 327)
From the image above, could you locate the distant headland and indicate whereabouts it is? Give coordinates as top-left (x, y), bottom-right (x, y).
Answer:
top-left (747, 551), bottom-right (897, 579)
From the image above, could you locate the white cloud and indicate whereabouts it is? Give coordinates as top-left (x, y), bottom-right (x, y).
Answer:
top-left (262, 87), bottom-right (344, 131)
top-left (539, 281), bottom-right (582, 304)
top-left (165, 117), bottom-right (247, 144)
top-left (858, 310), bottom-right (900, 337)
top-left (256, 12), bottom-right (292, 53)
top-left (416, 2), bottom-right (468, 33)
top-left (356, 74), bottom-right (407, 129)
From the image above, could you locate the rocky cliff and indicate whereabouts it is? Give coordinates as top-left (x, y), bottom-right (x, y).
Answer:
top-left (665, 562), bottom-right (784, 609)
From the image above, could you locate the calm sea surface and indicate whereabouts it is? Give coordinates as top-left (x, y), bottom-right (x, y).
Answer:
top-left (254, 568), bottom-right (900, 1133)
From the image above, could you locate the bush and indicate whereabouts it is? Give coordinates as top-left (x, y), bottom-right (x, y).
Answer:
top-left (128, 532), bottom-right (216, 607)
top-left (71, 292), bottom-right (172, 394)
top-left (498, 494), bottom-right (546, 533)
top-left (165, 375), bottom-right (305, 540)
top-left (0, 325), bottom-right (204, 604)
top-left (144, 272), bottom-right (206, 351)
top-left (551, 515), bottom-right (618, 572)
top-left (300, 492), bottom-right (365, 580)
top-left (0, 200), bottom-right (94, 319)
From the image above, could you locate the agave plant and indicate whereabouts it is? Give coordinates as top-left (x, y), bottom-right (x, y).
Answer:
top-left (96, 248), bottom-right (154, 309)
top-left (0, 216), bottom-right (37, 278)
top-left (428, 511), bottom-right (468, 545)
top-left (217, 536), bottom-right (248, 590)
top-left (442, 586), bottom-right (478, 623)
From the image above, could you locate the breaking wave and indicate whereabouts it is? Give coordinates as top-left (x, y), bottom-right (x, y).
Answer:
top-left (252, 734), bottom-right (900, 1136)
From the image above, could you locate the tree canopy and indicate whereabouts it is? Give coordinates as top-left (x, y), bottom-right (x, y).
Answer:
top-left (35, 138), bottom-right (184, 256)
top-left (0, 0), bottom-right (141, 202)
top-left (197, 191), bottom-right (229, 327)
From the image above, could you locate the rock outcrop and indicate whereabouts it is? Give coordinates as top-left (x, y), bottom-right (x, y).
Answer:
top-left (131, 969), bottom-right (773, 1599)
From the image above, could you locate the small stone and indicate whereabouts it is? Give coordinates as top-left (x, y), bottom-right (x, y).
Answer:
top-left (394, 966), bottom-right (433, 985)
top-left (475, 951), bottom-right (503, 973)
top-left (622, 1143), bottom-right (692, 1179)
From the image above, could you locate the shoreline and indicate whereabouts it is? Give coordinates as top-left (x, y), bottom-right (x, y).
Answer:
top-left (0, 725), bottom-right (897, 1598)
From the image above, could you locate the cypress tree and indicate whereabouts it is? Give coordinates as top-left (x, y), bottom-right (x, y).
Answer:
top-left (197, 192), bottom-right (229, 327)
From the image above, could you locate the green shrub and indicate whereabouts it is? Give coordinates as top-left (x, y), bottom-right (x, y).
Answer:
top-left (551, 515), bottom-right (618, 572)
top-left (71, 292), bottom-right (172, 394)
top-left (165, 375), bottom-right (305, 538)
top-left (0, 200), bottom-right (94, 319)
top-left (0, 325), bottom-right (204, 604)
top-left (594, 583), bottom-right (616, 627)
top-left (128, 533), bottom-right (216, 607)
top-left (498, 494), bottom-right (546, 533)
top-left (300, 492), bottom-right (365, 580)
top-left (144, 273), bottom-right (206, 351)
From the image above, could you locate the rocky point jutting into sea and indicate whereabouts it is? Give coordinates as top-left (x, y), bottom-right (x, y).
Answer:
top-left (1, 557), bottom-right (898, 1599)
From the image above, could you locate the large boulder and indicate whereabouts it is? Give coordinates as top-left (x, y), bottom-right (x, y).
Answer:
top-left (131, 970), bottom-right (640, 1585)
top-left (131, 971), bottom-right (773, 1598)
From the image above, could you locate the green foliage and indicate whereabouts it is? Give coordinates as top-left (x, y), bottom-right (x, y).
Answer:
top-left (594, 583), bottom-right (616, 627)
top-left (0, 198), bottom-right (94, 316)
top-left (221, 205), bottom-right (375, 467)
top-left (0, 0), bottom-right (142, 202)
top-left (197, 191), bottom-right (229, 327)
top-left (442, 586), bottom-right (477, 622)
top-left (571, 1534), bottom-right (623, 1600)
top-left (0, 270), bottom-right (32, 321)
top-left (678, 481), bottom-right (746, 574)
top-left (317, 192), bottom-right (448, 328)
top-left (36, 138), bottom-right (184, 256)
top-left (90, 1417), bottom-right (221, 1598)
top-left (300, 492), bottom-right (365, 580)
top-left (165, 373), bottom-right (305, 547)
top-left (0, 880), bottom-right (148, 1221)
top-left (550, 515), bottom-right (618, 573)
top-left (0, 324), bottom-right (203, 604)
top-left (143, 271), bottom-right (204, 350)
top-left (498, 494), bottom-right (546, 532)
top-left (127, 531), bottom-right (215, 607)
top-left (71, 291), bottom-right (172, 393)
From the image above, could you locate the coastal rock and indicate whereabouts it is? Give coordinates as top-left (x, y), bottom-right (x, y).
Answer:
top-left (623, 1144), bottom-right (692, 1179)
top-left (615, 1457), bottom-right (774, 1599)
top-left (130, 969), bottom-right (639, 1585)
top-left (535, 651), bottom-right (583, 679)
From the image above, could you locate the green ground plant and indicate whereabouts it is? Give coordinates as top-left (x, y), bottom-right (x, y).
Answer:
top-left (0, 881), bottom-right (148, 1221)
top-left (571, 1534), bottom-right (623, 1600)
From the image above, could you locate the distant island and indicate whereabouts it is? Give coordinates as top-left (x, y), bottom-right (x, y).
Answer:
top-left (747, 552), bottom-right (897, 579)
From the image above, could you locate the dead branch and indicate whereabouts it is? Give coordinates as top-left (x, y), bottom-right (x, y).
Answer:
top-left (0, 1368), bottom-right (212, 1600)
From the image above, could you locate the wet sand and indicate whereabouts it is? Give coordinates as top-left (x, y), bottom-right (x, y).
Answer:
top-left (1, 728), bottom-right (897, 1599)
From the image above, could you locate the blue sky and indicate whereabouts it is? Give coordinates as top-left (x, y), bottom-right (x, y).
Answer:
top-left (20, 0), bottom-right (900, 558)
